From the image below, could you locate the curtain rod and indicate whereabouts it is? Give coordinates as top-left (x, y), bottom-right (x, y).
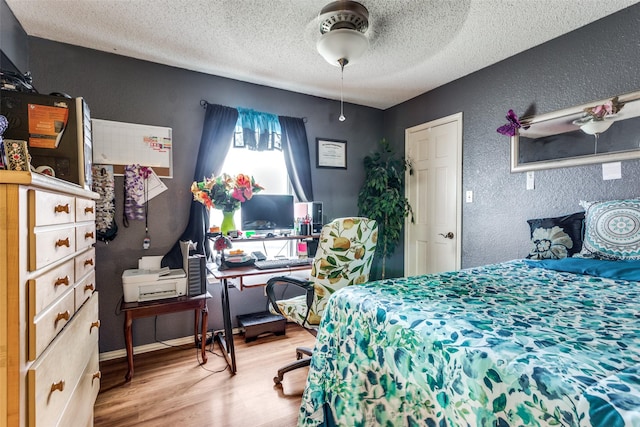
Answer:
top-left (199, 99), bottom-right (307, 122)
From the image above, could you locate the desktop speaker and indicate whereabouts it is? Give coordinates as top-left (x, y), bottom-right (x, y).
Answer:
top-left (187, 255), bottom-right (207, 296)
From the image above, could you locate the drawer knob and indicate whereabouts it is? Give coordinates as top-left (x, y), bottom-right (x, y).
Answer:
top-left (54, 204), bottom-right (70, 214)
top-left (84, 206), bottom-right (94, 214)
top-left (92, 371), bottom-right (102, 383)
top-left (55, 237), bottom-right (70, 248)
top-left (91, 320), bottom-right (101, 332)
top-left (55, 310), bottom-right (70, 327)
top-left (84, 231), bottom-right (94, 239)
top-left (50, 380), bottom-right (65, 394)
top-left (54, 276), bottom-right (70, 287)
top-left (84, 258), bottom-right (94, 266)
top-left (84, 283), bottom-right (95, 292)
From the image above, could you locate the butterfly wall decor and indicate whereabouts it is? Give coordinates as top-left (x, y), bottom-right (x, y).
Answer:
top-left (497, 110), bottom-right (529, 136)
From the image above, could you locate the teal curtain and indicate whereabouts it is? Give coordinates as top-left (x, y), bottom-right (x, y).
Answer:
top-left (234, 107), bottom-right (282, 151)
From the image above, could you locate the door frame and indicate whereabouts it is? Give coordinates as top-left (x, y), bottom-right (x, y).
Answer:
top-left (404, 112), bottom-right (463, 275)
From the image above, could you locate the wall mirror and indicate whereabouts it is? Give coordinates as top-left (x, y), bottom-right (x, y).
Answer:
top-left (511, 90), bottom-right (640, 172)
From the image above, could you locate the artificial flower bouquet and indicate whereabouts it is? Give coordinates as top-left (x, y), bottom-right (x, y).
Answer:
top-left (191, 173), bottom-right (263, 211)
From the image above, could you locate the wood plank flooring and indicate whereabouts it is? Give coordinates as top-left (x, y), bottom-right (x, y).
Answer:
top-left (94, 324), bottom-right (316, 427)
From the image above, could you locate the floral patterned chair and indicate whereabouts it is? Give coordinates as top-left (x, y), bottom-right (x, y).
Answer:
top-left (266, 217), bottom-right (378, 385)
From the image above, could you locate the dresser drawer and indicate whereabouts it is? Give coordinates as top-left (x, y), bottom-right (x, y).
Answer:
top-left (75, 223), bottom-right (96, 251)
top-left (29, 225), bottom-right (77, 271)
top-left (29, 189), bottom-right (75, 226)
top-left (75, 247), bottom-right (95, 282)
top-left (29, 290), bottom-right (75, 361)
top-left (74, 270), bottom-right (96, 310)
top-left (57, 343), bottom-right (100, 427)
top-left (27, 293), bottom-right (99, 427)
top-left (75, 198), bottom-right (96, 222)
top-left (28, 259), bottom-right (75, 318)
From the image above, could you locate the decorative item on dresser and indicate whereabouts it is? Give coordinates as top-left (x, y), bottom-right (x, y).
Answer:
top-left (0, 170), bottom-right (100, 427)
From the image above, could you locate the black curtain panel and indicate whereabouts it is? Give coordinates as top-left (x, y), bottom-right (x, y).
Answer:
top-left (162, 103), bottom-right (239, 268)
top-left (279, 116), bottom-right (314, 202)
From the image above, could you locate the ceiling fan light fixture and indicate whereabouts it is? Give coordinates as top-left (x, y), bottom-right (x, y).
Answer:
top-left (316, 0), bottom-right (370, 122)
top-left (316, 0), bottom-right (370, 66)
top-left (316, 29), bottom-right (368, 66)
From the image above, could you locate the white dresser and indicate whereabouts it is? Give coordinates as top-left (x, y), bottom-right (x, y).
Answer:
top-left (0, 171), bottom-right (100, 427)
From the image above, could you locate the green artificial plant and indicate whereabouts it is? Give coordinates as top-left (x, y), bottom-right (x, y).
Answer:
top-left (358, 138), bottom-right (413, 279)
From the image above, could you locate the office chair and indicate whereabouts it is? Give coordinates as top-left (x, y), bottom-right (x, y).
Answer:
top-left (266, 217), bottom-right (378, 385)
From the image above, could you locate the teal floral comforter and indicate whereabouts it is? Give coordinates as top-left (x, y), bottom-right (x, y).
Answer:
top-left (298, 260), bottom-right (640, 426)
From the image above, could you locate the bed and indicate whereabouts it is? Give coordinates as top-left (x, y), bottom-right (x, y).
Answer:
top-left (297, 258), bottom-right (640, 426)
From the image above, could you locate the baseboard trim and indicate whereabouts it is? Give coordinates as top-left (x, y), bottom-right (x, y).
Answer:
top-left (99, 328), bottom-right (243, 362)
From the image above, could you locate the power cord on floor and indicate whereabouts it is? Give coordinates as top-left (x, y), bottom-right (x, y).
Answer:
top-left (196, 329), bottom-right (231, 373)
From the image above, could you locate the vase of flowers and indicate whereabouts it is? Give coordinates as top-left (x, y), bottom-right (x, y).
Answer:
top-left (191, 173), bottom-right (263, 235)
top-left (220, 209), bottom-right (236, 236)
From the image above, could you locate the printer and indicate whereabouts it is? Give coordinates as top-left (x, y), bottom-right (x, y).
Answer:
top-left (122, 256), bottom-right (187, 302)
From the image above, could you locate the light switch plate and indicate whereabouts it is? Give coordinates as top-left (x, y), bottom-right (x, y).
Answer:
top-left (465, 190), bottom-right (473, 203)
top-left (526, 171), bottom-right (535, 190)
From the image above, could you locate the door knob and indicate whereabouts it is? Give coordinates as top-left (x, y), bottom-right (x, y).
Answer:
top-left (439, 232), bottom-right (454, 239)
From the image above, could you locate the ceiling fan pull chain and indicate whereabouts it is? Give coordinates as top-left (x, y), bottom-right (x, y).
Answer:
top-left (339, 58), bottom-right (346, 121)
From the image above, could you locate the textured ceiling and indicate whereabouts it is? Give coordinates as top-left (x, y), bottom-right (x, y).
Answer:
top-left (6, 0), bottom-right (639, 110)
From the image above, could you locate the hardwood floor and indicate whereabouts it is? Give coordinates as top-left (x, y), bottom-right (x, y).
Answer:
top-left (94, 324), bottom-right (316, 427)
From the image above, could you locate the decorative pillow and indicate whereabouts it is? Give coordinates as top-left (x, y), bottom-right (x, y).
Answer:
top-left (526, 212), bottom-right (585, 259)
top-left (579, 199), bottom-right (640, 260)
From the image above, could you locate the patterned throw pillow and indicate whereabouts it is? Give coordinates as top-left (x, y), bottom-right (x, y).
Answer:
top-left (579, 199), bottom-right (640, 260)
top-left (526, 212), bottom-right (585, 259)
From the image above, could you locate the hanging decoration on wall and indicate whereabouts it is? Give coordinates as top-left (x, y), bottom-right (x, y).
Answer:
top-left (497, 109), bottom-right (528, 136)
top-left (92, 165), bottom-right (118, 243)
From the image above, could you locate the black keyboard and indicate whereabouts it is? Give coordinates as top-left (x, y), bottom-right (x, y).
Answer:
top-left (254, 258), bottom-right (313, 270)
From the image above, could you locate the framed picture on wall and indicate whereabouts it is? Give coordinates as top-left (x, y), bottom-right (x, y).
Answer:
top-left (316, 138), bottom-right (347, 169)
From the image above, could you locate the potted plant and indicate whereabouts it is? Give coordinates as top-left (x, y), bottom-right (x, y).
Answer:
top-left (358, 138), bottom-right (413, 279)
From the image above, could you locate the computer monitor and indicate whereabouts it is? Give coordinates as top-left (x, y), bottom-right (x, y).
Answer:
top-left (241, 194), bottom-right (295, 233)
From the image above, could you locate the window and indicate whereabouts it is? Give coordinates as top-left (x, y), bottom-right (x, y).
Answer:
top-left (210, 143), bottom-right (295, 257)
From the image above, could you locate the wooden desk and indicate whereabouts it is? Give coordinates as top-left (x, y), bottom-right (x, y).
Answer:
top-left (120, 292), bottom-right (211, 381)
top-left (207, 263), bottom-right (312, 374)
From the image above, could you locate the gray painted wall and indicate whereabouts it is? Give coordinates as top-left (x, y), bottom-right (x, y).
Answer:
top-left (0, 0), bottom-right (27, 72)
top-left (385, 4), bottom-right (640, 273)
top-left (3, 1), bottom-right (640, 353)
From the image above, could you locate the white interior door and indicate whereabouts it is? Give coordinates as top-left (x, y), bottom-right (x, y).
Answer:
top-left (404, 113), bottom-right (462, 276)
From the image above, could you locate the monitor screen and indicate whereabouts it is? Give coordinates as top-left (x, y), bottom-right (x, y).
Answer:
top-left (241, 194), bottom-right (294, 232)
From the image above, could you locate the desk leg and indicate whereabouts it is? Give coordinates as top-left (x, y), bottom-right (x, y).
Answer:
top-left (193, 308), bottom-right (199, 347)
top-left (215, 278), bottom-right (236, 374)
top-left (124, 312), bottom-right (134, 381)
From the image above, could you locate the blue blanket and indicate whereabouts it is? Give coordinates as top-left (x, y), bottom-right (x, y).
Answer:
top-left (525, 257), bottom-right (640, 281)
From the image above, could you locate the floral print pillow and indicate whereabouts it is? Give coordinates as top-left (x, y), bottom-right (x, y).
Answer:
top-left (527, 212), bottom-right (584, 259)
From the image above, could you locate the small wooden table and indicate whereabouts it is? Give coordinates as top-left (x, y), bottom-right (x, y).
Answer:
top-left (120, 292), bottom-right (211, 381)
